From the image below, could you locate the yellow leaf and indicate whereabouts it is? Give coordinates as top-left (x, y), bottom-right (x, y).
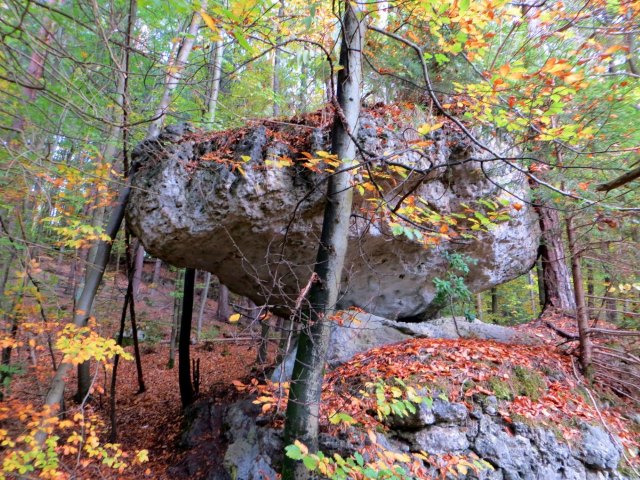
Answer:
top-left (294, 439), bottom-right (308, 455)
top-left (200, 11), bottom-right (218, 34)
top-left (417, 122), bottom-right (444, 135)
top-left (564, 72), bottom-right (584, 84)
top-left (229, 313), bottom-right (241, 323)
top-left (136, 449), bottom-right (149, 463)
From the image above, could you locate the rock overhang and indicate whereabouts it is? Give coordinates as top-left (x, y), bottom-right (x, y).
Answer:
top-left (126, 106), bottom-right (541, 319)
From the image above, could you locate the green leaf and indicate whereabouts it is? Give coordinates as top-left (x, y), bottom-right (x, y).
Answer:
top-left (302, 455), bottom-right (318, 471)
top-left (285, 444), bottom-right (303, 460)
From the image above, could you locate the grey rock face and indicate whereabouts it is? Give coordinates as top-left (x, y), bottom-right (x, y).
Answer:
top-left (127, 111), bottom-right (540, 319)
top-left (222, 401), bottom-right (282, 480)
top-left (182, 396), bottom-right (627, 480)
top-left (383, 401), bottom-right (436, 430)
top-left (410, 425), bottom-right (470, 454)
top-left (579, 424), bottom-right (621, 471)
top-left (328, 313), bottom-right (535, 368)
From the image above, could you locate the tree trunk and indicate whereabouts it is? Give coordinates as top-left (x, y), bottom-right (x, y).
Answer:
top-left (538, 206), bottom-right (576, 312)
top-left (179, 268), bottom-right (195, 407)
top-left (148, 6), bottom-right (204, 137)
top-left (168, 269), bottom-right (183, 369)
top-left (152, 258), bottom-right (162, 286)
top-left (217, 284), bottom-right (230, 321)
top-left (38, 185), bottom-right (131, 443)
top-left (282, 5), bottom-right (364, 479)
top-left (132, 243), bottom-right (145, 297)
top-left (528, 271), bottom-right (537, 316)
top-left (491, 287), bottom-right (498, 315)
top-left (475, 294), bottom-right (483, 322)
top-left (272, 0), bottom-right (285, 116)
top-left (586, 262), bottom-right (594, 311)
top-left (536, 257), bottom-right (546, 309)
top-left (206, 40), bottom-right (224, 125)
top-left (565, 215), bottom-right (592, 371)
top-left (196, 271), bottom-right (211, 342)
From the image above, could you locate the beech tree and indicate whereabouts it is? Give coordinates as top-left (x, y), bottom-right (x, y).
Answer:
top-left (282, 4), bottom-right (365, 479)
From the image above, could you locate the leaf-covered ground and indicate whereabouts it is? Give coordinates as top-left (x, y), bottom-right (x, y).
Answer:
top-left (3, 259), bottom-right (639, 479)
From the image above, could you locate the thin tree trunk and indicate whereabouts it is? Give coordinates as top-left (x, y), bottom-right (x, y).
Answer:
top-left (38, 185), bottom-right (131, 443)
top-left (586, 262), bottom-right (594, 311)
top-left (528, 271), bottom-right (537, 316)
top-left (206, 40), bottom-right (224, 125)
top-left (565, 215), bottom-right (592, 371)
top-left (538, 206), bottom-right (576, 312)
top-left (132, 242), bottom-right (145, 297)
top-left (605, 276), bottom-right (618, 323)
top-left (148, 6), bottom-right (204, 137)
top-left (179, 268), bottom-right (195, 407)
top-left (276, 317), bottom-right (292, 365)
top-left (475, 294), bottom-right (483, 322)
top-left (152, 258), bottom-right (162, 286)
top-left (536, 257), bottom-right (546, 309)
top-left (168, 269), bottom-right (183, 369)
top-left (272, 0), bottom-right (284, 116)
top-left (282, 6), bottom-right (364, 478)
top-left (217, 284), bottom-right (230, 321)
top-left (128, 282), bottom-right (146, 394)
top-left (491, 287), bottom-right (498, 315)
top-left (196, 271), bottom-right (211, 342)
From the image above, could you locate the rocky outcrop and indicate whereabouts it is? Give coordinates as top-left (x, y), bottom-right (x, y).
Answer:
top-left (127, 107), bottom-right (540, 319)
top-left (184, 396), bottom-right (626, 480)
top-left (271, 312), bottom-right (537, 382)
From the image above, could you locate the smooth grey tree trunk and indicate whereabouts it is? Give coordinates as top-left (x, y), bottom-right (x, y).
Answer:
top-left (132, 241), bottom-right (145, 297)
top-left (282, 5), bottom-right (364, 479)
top-left (152, 258), bottom-right (162, 286)
top-left (148, 6), bottom-right (204, 137)
top-left (272, 0), bottom-right (284, 116)
top-left (196, 271), bottom-right (211, 342)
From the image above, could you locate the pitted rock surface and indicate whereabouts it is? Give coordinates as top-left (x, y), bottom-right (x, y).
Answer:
top-left (127, 108), bottom-right (540, 319)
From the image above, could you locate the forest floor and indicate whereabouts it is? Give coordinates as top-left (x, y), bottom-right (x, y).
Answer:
top-left (4, 258), bottom-right (640, 479)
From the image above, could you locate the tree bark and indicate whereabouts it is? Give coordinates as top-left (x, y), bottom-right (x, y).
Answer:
top-left (217, 283), bottom-right (230, 321)
top-left (168, 269), bottom-right (183, 369)
top-left (491, 287), bottom-right (498, 315)
top-left (152, 258), bottom-right (162, 286)
top-left (565, 215), bottom-right (592, 371)
top-left (538, 206), bottom-right (576, 312)
top-left (179, 268), bottom-right (196, 407)
top-left (475, 294), bottom-right (483, 321)
top-left (148, 6), bottom-right (204, 137)
top-left (282, 5), bottom-right (364, 479)
top-left (132, 242), bottom-right (145, 297)
top-left (196, 271), bottom-right (211, 342)
top-left (272, 0), bottom-right (285, 116)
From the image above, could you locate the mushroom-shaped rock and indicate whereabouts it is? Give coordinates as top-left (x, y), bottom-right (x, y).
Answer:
top-left (127, 106), bottom-right (540, 319)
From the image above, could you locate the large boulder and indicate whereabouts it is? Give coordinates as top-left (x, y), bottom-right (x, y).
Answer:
top-left (127, 106), bottom-right (540, 319)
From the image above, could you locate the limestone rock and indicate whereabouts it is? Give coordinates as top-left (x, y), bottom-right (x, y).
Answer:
top-left (127, 108), bottom-right (540, 319)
